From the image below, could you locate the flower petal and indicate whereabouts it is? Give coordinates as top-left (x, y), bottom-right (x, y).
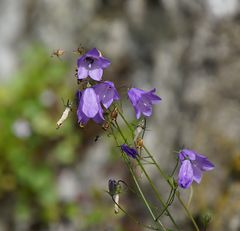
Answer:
top-left (192, 165), bottom-right (202, 183)
top-left (77, 104), bottom-right (89, 125)
top-left (89, 68), bottom-right (103, 81)
top-left (137, 96), bottom-right (152, 117)
top-left (77, 66), bottom-right (88, 79)
top-left (94, 82), bottom-right (114, 108)
top-left (135, 107), bottom-right (141, 119)
top-left (93, 106), bottom-right (104, 124)
top-left (148, 89), bottom-right (162, 104)
top-left (81, 88), bottom-right (99, 118)
top-left (195, 153), bottom-right (215, 171)
top-left (99, 57), bottom-right (111, 68)
top-left (77, 55), bottom-right (86, 67)
top-left (85, 48), bottom-right (100, 58)
top-left (128, 88), bottom-right (144, 107)
top-left (178, 160), bottom-right (193, 189)
top-left (179, 149), bottom-right (196, 161)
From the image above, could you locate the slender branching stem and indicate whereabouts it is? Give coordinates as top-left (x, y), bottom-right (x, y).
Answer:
top-left (136, 159), bottom-right (180, 230)
top-left (113, 109), bottom-right (200, 231)
top-left (110, 123), bottom-right (166, 230)
top-left (176, 191), bottom-right (200, 231)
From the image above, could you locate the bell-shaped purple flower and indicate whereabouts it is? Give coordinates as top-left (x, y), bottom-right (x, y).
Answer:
top-left (128, 88), bottom-right (161, 119)
top-left (178, 149), bottom-right (215, 189)
top-left (121, 144), bottom-right (138, 159)
top-left (77, 88), bottom-right (104, 126)
top-left (77, 48), bottom-right (110, 81)
top-left (94, 81), bottom-right (119, 109)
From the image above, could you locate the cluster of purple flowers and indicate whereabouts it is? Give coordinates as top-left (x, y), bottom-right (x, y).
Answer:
top-left (76, 48), bottom-right (214, 190)
top-left (76, 48), bottom-right (118, 126)
top-left (76, 48), bottom-right (161, 126)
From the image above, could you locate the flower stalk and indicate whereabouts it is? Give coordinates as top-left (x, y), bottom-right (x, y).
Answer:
top-left (57, 47), bottom-right (215, 231)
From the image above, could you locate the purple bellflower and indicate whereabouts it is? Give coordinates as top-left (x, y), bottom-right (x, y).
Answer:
top-left (121, 144), bottom-right (138, 159)
top-left (77, 48), bottom-right (110, 81)
top-left (94, 81), bottom-right (119, 109)
top-left (178, 149), bottom-right (215, 189)
top-left (77, 88), bottom-right (104, 126)
top-left (128, 88), bottom-right (161, 119)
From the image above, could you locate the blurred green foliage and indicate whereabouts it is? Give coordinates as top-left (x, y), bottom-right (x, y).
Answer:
top-left (0, 45), bottom-right (81, 226)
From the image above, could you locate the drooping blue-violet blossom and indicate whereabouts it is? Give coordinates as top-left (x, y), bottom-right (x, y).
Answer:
top-left (121, 144), bottom-right (138, 159)
top-left (77, 48), bottom-right (110, 81)
top-left (128, 88), bottom-right (161, 119)
top-left (77, 88), bottom-right (104, 126)
top-left (94, 81), bottom-right (119, 109)
top-left (178, 149), bottom-right (215, 189)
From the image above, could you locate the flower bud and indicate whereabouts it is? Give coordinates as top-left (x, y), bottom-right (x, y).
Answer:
top-left (108, 179), bottom-right (121, 214)
top-left (108, 179), bottom-right (118, 197)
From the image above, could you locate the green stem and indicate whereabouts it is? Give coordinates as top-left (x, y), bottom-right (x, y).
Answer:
top-left (115, 108), bottom-right (200, 230)
top-left (176, 192), bottom-right (200, 231)
top-left (128, 165), bottom-right (166, 231)
top-left (114, 117), bottom-right (179, 229)
top-left (143, 146), bottom-right (169, 181)
top-left (110, 194), bottom-right (159, 230)
top-left (136, 159), bottom-right (179, 230)
top-left (114, 120), bottom-right (127, 144)
top-left (118, 109), bottom-right (134, 136)
top-left (110, 123), bottom-right (166, 230)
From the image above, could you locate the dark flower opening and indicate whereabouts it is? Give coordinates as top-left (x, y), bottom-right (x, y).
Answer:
top-left (85, 57), bottom-right (95, 65)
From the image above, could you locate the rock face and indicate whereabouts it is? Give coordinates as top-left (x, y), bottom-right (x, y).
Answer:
top-left (1, 0), bottom-right (240, 230)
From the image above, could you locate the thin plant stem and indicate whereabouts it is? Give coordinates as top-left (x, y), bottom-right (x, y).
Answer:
top-left (156, 187), bottom-right (177, 220)
top-left (114, 109), bottom-right (199, 231)
top-left (128, 165), bottom-right (167, 231)
top-left (114, 118), bottom-right (179, 229)
top-left (176, 191), bottom-right (200, 231)
top-left (143, 146), bottom-right (168, 181)
top-left (187, 185), bottom-right (193, 207)
top-left (118, 109), bottom-right (134, 136)
top-left (115, 120), bottom-right (127, 143)
top-left (109, 194), bottom-right (159, 230)
top-left (136, 159), bottom-right (180, 230)
top-left (110, 123), bottom-right (166, 231)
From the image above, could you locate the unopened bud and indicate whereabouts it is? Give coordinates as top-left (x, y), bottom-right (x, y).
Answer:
top-left (108, 179), bottom-right (121, 214)
top-left (108, 179), bottom-right (118, 197)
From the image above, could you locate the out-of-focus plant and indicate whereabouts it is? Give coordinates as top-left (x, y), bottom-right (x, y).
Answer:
top-left (0, 45), bottom-right (80, 226)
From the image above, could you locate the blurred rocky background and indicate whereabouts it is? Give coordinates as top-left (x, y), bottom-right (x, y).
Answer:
top-left (0, 0), bottom-right (240, 230)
